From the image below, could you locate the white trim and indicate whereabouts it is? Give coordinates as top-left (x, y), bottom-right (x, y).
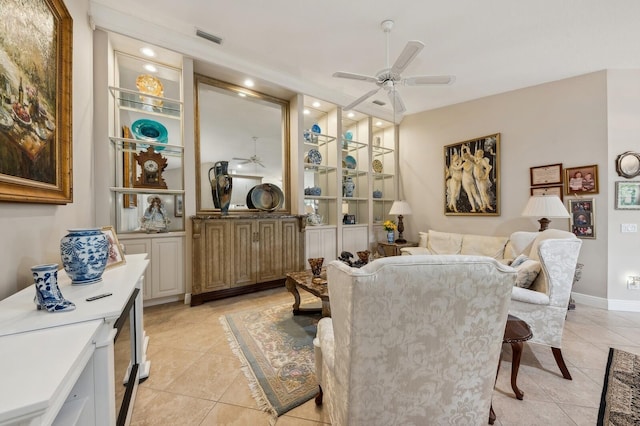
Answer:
top-left (572, 291), bottom-right (640, 312)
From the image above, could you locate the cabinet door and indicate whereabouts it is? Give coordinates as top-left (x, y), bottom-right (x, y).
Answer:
top-left (231, 221), bottom-right (256, 287)
top-left (257, 219), bottom-right (281, 282)
top-left (198, 221), bottom-right (230, 293)
top-left (121, 239), bottom-right (152, 299)
top-left (151, 237), bottom-right (184, 298)
top-left (281, 218), bottom-right (304, 273)
top-left (305, 228), bottom-right (337, 262)
top-left (342, 226), bottom-right (368, 255)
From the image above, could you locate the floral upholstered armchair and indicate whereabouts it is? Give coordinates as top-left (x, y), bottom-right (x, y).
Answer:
top-left (314, 255), bottom-right (516, 425)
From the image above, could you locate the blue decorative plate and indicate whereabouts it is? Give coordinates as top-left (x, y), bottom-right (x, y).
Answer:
top-left (249, 183), bottom-right (284, 211)
top-left (307, 149), bottom-right (322, 165)
top-left (345, 131), bottom-right (353, 140)
top-left (345, 155), bottom-right (357, 169)
top-left (311, 123), bottom-right (321, 134)
top-left (131, 119), bottom-right (168, 151)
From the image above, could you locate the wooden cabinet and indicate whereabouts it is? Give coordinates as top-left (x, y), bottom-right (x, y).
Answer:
top-left (121, 234), bottom-right (184, 305)
top-left (191, 215), bottom-right (304, 305)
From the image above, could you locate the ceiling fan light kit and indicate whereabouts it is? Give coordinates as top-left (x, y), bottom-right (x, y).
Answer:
top-left (334, 19), bottom-right (455, 117)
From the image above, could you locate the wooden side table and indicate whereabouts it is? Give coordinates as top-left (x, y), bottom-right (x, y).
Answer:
top-left (376, 241), bottom-right (418, 257)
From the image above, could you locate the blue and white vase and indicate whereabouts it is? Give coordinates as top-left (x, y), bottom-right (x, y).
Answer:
top-left (387, 231), bottom-right (395, 243)
top-left (32, 263), bottom-right (75, 312)
top-left (343, 176), bottom-right (355, 197)
top-left (60, 228), bottom-right (109, 285)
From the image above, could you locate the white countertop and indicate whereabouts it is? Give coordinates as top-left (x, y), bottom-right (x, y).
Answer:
top-left (0, 254), bottom-right (149, 337)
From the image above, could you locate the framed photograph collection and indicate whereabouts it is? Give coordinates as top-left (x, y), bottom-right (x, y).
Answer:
top-left (444, 133), bottom-right (500, 216)
top-left (567, 199), bottom-right (595, 239)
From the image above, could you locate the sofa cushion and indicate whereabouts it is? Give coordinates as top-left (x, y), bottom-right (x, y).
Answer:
top-left (461, 234), bottom-right (509, 259)
top-left (427, 230), bottom-right (463, 254)
top-left (418, 231), bottom-right (429, 248)
top-left (504, 231), bottom-right (538, 259)
top-left (514, 259), bottom-right (541, 288)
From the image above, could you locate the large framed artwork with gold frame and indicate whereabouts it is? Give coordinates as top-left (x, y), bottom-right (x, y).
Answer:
top-left (444, 133), bottom-right (500, 216)
top-left (0, 0), bottom-right (73, 204)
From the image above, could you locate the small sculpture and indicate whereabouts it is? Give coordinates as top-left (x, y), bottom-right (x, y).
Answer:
top-left (141, 195), bottom-right (170, 233)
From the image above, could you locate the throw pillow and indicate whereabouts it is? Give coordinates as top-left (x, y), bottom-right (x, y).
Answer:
top-left (510, 254), bottom-right (529, 268)
top-left (514, 259), bottom-right (541, 288)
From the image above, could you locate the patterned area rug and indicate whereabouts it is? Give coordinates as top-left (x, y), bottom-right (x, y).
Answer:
top-left (598, 348), bottom-right (640, 425)
top-left (220, 300), bottom-right (320, 424)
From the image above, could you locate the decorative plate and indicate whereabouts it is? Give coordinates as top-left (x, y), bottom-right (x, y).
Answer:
top-left (372, 159), bottom-right (383, 173)
top-left (136, 74), bottom-right (164, 97)
top-left (344, 131), bottom-right (353, 140)
top-left (311, 123), bottom-right (321, 134)
top-left (345, 155), bottom-right (357, 170)
top-left (249, 183), bottom-right (284, 211)
top-left (131, 119), bottom-right (168, 151)
top-left (306, 149), bottom-right (322, 165)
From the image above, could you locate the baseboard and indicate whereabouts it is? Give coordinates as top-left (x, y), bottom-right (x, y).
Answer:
top-left (572, 292), bottom-right (640, 312)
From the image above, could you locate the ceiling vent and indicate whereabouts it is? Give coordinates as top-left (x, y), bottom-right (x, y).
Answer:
top-left (196, 29), bottom-right (223, 45)
top-left (372, 99), bottom-right (386, 106)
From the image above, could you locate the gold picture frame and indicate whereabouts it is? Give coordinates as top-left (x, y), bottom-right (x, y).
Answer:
top-left (101, 226), bottom-right (126, 268)
top-left (530, 163), bottom-right (563, 186)
top-left (564, 164), bottom-right (599, 195)
top-left (0, 0), bottom-right (73, 204)
top-left (531, 185), bottom-right (563, 201)
top-left (444, 133), bottom-right (500, 215)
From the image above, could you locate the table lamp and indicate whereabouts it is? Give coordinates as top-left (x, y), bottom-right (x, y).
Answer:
top-left (521, 195), bottom-right (570, 231)
top-left (389, 200), bottom-right (412, 243)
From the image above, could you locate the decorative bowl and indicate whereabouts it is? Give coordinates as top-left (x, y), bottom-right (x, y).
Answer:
top-left (249, 183), bottom-right (284, 211)
top-left (311, 123), bottom-right (321, 134)
top-left (344, 155), bottom-right (357, 169)
top-left (344, 131), bottom-right (353, 140)
top-left (372, 159), bottom-right (383, 173)
top-left (131, 119), bottom-right (168, 151)
top-left (304, 186), bottom-right (322, 196)
top-left (307, 213), bottom-right (324, 226)
top-left (373, 190), bottom-right (383, 198)
top-left (306, 149), bottom-right (322, 165)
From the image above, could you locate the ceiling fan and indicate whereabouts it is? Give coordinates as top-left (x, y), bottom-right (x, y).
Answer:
top-left (233, 137), bottom-right (265, 167)
top-left (333, 19), bottom-right (455, 115)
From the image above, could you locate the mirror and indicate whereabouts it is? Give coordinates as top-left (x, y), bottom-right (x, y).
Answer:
top-left (195, 75), bottom-right (290, 213)
top-left (616, 151), bottom-right (640, 179)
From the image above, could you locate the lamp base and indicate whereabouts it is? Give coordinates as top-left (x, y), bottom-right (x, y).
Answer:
top-left (395, 238), bottom-right (407, 244)
top-left (538, 217), bottom-right (550, 232)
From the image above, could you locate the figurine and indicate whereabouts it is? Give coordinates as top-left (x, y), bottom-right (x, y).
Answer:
top-left (141, 195), bottom-right (170, 233)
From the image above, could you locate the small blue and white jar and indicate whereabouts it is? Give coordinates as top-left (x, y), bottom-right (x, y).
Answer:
top-left (60, 228), bottom-right (109, 285)
top-left (32, 263), bottom-right (75, 312)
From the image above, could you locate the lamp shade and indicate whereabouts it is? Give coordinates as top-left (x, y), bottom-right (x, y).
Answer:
top-left (389, 200), bottom-right (412, 216)
top-left (521, 195), bottom-right (570, 218)
top-left (342, 202), bottom-right (349, 215)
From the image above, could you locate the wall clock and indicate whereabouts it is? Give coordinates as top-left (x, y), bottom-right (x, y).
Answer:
top-left (134, 148), bottom-right (168, 189)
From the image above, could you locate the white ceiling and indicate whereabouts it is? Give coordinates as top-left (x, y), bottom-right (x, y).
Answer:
top-left (92, 0), bottom-right (640, 119)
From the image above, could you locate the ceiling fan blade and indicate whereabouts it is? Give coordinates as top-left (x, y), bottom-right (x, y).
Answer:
top-left (387, 89), bottom-right (406, 115)
top-left (403, 75), bottom-right (456, 86)
top-left (333, 71), bottom-right (378, 84)
top-left (390, 41), bottom-right (424, 75)
top-left (344, 88), bottom-right (381, 111)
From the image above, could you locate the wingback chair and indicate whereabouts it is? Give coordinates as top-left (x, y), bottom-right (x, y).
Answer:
top-left (508, 230), bottom-right (582, 380)
top-left (314, 255), bottom-right (516, 426)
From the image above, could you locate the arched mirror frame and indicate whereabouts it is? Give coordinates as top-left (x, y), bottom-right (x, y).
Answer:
top-left (616, 151), bottom-right (640, 179)
top-left (194, 74), bottom-right (291, 214)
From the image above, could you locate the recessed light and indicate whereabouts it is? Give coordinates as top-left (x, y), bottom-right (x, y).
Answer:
top-left (143, 64), bottom-right (157, 73)
top-left (140, 47), bottom-right (156, 57)
top-left (238, 164), bottom-right (243, 169)
top-left (312, 101), bottom-right (320, 108)
top-left (238, 92), bottom-right (247, 97)
top-left (347, 112), bottom-right (355, 118)
top-left (376, 121), bottom-right (383, 126)
top-left (244, 79), bottom-right (255, 88)
top-left (303, 109), bottom-right (310, 115)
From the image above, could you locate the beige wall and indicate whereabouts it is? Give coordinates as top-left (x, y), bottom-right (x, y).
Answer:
top-left (0, 0), bottom-right (94, 300)
top-left (607, 70), bottom-right (640, 304)
top-left (399, 71), bottom-right (609, 300)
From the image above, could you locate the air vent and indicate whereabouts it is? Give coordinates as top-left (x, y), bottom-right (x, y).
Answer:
top-left (196, 29), bottom-right (223, 45)
top-left (372, 99), bottom-right (386, 106)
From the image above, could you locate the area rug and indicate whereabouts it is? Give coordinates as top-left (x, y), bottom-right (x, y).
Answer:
top-left (220, 300), bottom-right (320, 424)
top-left (598, 348), bottom-right (640, 425)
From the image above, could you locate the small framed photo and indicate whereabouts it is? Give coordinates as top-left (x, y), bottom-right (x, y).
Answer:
top-left (530, 163), bottom-right (563, 186)
top-left (615, 181), bottom-right (640, 210)
top-left (101, 226), bottom-right (126, 268)
top-left (174, 194), bottom-right (184, 217)
top-left (564, 165), bottom-right (599, 195)
top-left (567, 198), bottom-right (595, 239)
top-left (530, 185), bottom-right (563, 200)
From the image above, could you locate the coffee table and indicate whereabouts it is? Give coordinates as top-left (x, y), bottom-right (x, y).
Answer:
top-left (285, 269), bottom-right (330, 317)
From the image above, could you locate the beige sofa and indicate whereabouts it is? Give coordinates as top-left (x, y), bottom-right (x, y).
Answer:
top-left (402, 228), bottom-right (583, 379)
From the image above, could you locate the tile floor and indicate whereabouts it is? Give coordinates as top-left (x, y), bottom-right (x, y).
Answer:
top-left (131, 288), bottom-right (640, 425)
